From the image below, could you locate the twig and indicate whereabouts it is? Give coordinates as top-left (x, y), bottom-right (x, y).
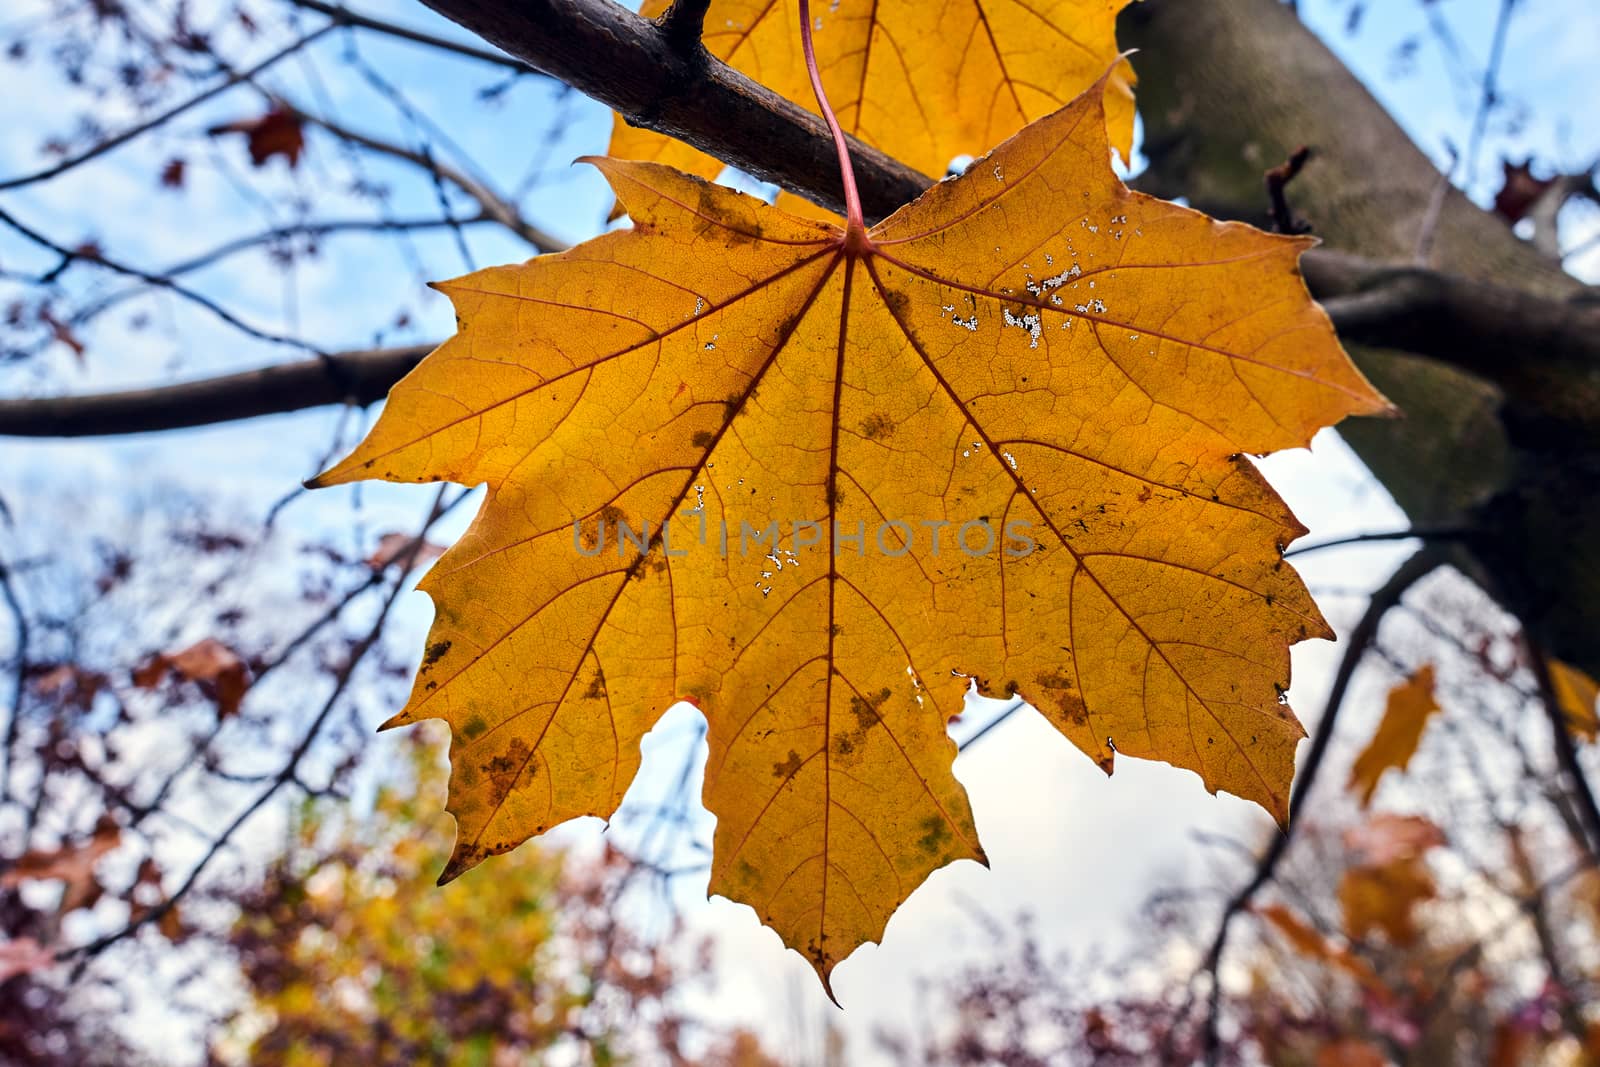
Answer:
top-left (1284, 527), bottom-right (1473, 558)
top-left (0, 553), bottom-right (28, 805)
top-left (1199, 544), bottom-right (1449, 1064)
top-left (1414, 0), bottom-right (1516, 265)
top-left (0, 205), bottom-right (324, 355)
top-left (659, 0), bottom-right (713, 51)
top-left (957, 698), bottom-right (1027, 752)
top-left (285, 0), bottom-right (538, 73)
top-left (1265, 146), bottom-right (1314, 235)
top-left (287, 104), bottom-right (564, 252)
top-left (0, 27), bottom-right (334, 191)
top-left (1463, 0), bottom-right (1518, 194)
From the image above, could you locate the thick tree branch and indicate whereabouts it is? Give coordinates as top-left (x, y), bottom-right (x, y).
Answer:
top-left (0, 345), bottom-right (429, 437)
top-left (1305, 250), bottom-right (1600, 431)
top-left (410, 0), bottom-right (931, 220)
top-left (4, 249), bottom-right (1595, 437)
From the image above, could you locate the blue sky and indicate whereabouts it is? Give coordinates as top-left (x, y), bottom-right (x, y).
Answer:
top-left (1, 0), bottom-right (1596, 1058)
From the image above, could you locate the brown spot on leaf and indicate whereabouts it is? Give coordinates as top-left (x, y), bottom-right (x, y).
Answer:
top-left (772, 749), bottom-right (804, 779)
top-left (859, 412), bottom-right (895, 440)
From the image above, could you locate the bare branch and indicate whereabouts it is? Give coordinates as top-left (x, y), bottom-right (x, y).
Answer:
top-left (0, 344), bottom-right (429, 436)
top-left (0, 27), bottom-right (334, 192)
top-left (288, 104), bottom-right (566, 252)
top-left (1199, 544), bottom-right (1451, 1065)
top-left (159, 215), bottom-right (498, 277)
top-left (0, 204), bottom-right (323, 354)
top-left (0, 553), bottom-right (29, 806)
top-left (285, 0), bottom-right (540, 73)
top-left (1528, 642), bottom-right (1600, 861)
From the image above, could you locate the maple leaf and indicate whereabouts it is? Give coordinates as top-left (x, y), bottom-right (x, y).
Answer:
top-left (1346, 665), bottom-right (1442, 807)
top-left (614, 0), bottom-right (1136, 217)
top-left (312, 73), bottom-right (1385, 987)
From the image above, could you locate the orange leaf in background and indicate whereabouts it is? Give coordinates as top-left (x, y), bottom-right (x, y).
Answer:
top-left (0, 815), bottom-right (120, 915)
top-left (614, 0), bottom-right (1135, 218)
top-left (313, 76), bottom-right (1385, 988)
top-left (1339, 857), bottom-right (1435, 946)
top-left (1339, 812), bottom-right (1444, 946)
top-left (1343, 812), bottom-right (1446, 867)
top-left (1346, 665), bottom-right (1442, 807)
top-left (1551, 658), bottom-right (1599, 742)
top-left (207, 105), bottom-right (305, 168)
top-left (134, 637), bottom-right (251, 719)
top-left (1258, 903), bottom-right (1387, 998)
top-left (1317, 1039), bottom-right (1390, 1067)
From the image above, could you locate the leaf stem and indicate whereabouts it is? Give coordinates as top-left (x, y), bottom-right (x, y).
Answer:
top-left (797, 0), bottom-right (868, 245)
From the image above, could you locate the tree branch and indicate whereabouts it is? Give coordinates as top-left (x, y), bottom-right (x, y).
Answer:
top-left (1199, 544), bottom-right (1450, 1064)
top-left (285, 0), bottom-right (540, 73)
top-left (0, 27), bottom-right (333, 192)
top-left (285, 104), bottom-right (566, 252)
top-left (0, 345), bottom-right (429, 437)
top-left (410, 0), bottom-right (931, 220)
top-left (5, 246), bottom-right (1596, 437)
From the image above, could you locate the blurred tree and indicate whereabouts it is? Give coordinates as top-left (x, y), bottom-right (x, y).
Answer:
top-left (218, 726), bottom-right (769, 1067)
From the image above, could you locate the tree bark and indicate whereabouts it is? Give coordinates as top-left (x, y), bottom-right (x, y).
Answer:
top-left (1123, 0), bottom-right (1600, 678)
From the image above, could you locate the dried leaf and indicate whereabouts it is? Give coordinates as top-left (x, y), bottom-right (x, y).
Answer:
top-left (315, 77), bottom-right (1385, 986)
top-left (208, 105), bottom-right (305, 168)
top-left (1492, 158), bottom-right (1555, 224)
top-left (614, 0), bottom-right (1135, 218)
top-left (1343, 813), bottom-right (1446, 867)
top-left (1258, 903), bottom-right (1387, 998)
top-left (1347, 665), bottom-right (1442, 806)
top-left (134, 637), bottom-right (251, 719)
top-left (1, 815), bottom-right (121, 915)
top-left (1340, 856), bottom-right (1435, 946)
top-left (0, 938), bottom-right (55, 983)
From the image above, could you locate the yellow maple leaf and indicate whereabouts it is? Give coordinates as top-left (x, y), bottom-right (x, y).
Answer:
top-left (1346, 664), bottom-right (1442, 807)
top-left (312, 74), bottom-right (1385, 988)
top-left (614, 0), bottom-right (1136, 218)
